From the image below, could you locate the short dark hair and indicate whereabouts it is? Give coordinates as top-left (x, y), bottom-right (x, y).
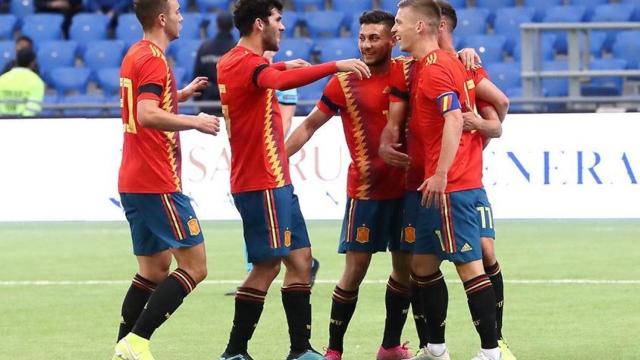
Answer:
top-left (233, 0), bottom-right (283, 37)
top-left (16, 48), bottom-right (36, 68)
top-left (359, 10), bottom-right (395, 30)
top-left (436, 0), bottom-right (457, 31)
top-left (397, 0), bottom-right (442, 33)
top-left (134, 0), bottom-right (170, 31)
top-left (16, 35), bottom-right (33, 47)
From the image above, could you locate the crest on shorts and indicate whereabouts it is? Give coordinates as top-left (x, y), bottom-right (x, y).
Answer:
top-left (187, 218), bottom-right (201, 236)
top-left (404, 226), bottom-right (416, 244)
top-left (356, 226), bottom-right (370, 244)
top-left (284, 230), bottom-right (292, 247)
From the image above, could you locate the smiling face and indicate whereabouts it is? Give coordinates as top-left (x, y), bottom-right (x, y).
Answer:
top-left (358, 22), bottom-right (394, 67)
top-left (260, 7), bottom-right (284, 52)
top-left (392, 7), bottom-right (419, 53)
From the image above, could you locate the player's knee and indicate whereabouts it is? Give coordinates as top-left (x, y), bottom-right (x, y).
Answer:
top-left (480, 237), bottom-right (497, 266)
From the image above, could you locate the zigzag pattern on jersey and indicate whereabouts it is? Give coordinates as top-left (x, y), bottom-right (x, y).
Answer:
top-left (263, 89), bottom-right (285, 187)
top-left (337, 73), bottom-right (371, 199)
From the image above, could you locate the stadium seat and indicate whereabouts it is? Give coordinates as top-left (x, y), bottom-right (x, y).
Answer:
top-left (522, 0), bottom-right (563, 21)
top-left (69, 13), bottom-right (109, 44)
top-left (168, 39), bottom-right (201, 60)
top-left (36, 41), bottom-right (78, 83)
top-left (580, 0), bottom-right (612, 20)
top-left (0, 14), bottom-right (17, 40)
top-left (50, 67), bottom-right (91, 94)
top-left (315, 37), bottom-right (359, 62)
top-left (620, 0), bottom-right (640, 21)
top-left (10, 0), bottom-right (34, 18)
top-left (180, 13), bottom-right (203, 40)
top-left (21, 14), bottom-right (64, 42)
top-left (513, 33), bottom-right (555, 61)
top-left (282, 11), bottom-right (300, 38)
top-left (96, 67), bottom-right (120, 96)
top-left (581, 58), bottom-right (628, 96)
top-left (40, 94), bottom-right (58, 117)
top-left (493, 7), bottom-right (536, 55)
top-left (460, 34), bottom-right (506, 65)
top-left (543, 6), bottom-right (587, 54)
top-left (116, 14), bottom-right (143, 48)
top-left (475, 0), bottom-right (515, 13)
top-left (173, 67), bottom-right (186, 89)
top-left (541, 60), bottom-right (568, 97)
top-left (174, 41), bottom-right (201, 79)
top-left (274, 37), bottom-right (314, 62)
top-left (83, 40), bottom-right (125, 75)
top-left (391, 45), bottom-right (409, 58)
top-left (0, 41), bottom-right (14, 70)
top-left (296, 76), bottom-right (329, 114)
top-left (485, 62), bottom-right (521, 92)
top-left (304, 11), bottom-right (345, 38)
top-left (612, 31), bottom-right (640, 69)
top-left (582, 31), bottom-right (607, 58)
top-left (589, 4), bottom-right (636, 51)
top-left (195, 0), bottom-right (229, 12)
top-left (454, 8), bottom-right (490, 37)
top-left (504, 87), bottom-right (523, 112)
top-left (332, 0), bottom-right (373, 26)
top-left (292, 0), bottom-right (325, 12)
top-left (61, 94), bottom-right (105, 117)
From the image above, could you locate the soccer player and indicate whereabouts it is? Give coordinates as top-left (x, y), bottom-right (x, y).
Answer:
top-left (286, 10), bottom-right (417, 360)
top-left (391, 1), bottom-right (500, 359)
top-left (216, 1), bottom-right (370, 359)
top-left (113, 0), bottom-right (221, 359)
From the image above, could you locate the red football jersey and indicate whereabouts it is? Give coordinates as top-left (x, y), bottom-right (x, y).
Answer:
top-left (316, 58), bottom-right (408, 200)
top-left (217, 46), bottom-right (291, 193)
top-left (415, 49), bottom-right (483, 193)
top-left (118, 40), bottom-right (181, 193)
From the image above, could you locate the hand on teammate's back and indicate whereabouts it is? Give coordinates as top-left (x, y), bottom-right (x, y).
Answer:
top-left (285, 59), bottom-right (311, 69)
top-left (336, 59), bottom-right (371, 79)
top-left (194, 112), bottom-right (221, 135)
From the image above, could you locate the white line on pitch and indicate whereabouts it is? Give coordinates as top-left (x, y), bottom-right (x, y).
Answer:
top-left (0, 279), bottom-right (639, 286)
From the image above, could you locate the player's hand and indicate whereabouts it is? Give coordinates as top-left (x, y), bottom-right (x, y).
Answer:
top-left (458, 48), bottom-right (482, 70)
top-left (181, 76), bottom-right (209, 100)
top-left (194, 112), bottom-right (220, 135)
top-left (285, 59), bottom-right (311, 69)
top-left (379, 143), bottom-right (411, 167)
top-left (418, 172), bottom-right (447, 208)
top-left (336, 59), bottom-right (371, 79)
top-left (462, 111), bottom-right (482, 131)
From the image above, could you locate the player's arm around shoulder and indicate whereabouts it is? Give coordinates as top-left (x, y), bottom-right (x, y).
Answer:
top-left (475, 77), bottom-right (509, 122)
top-left (137, 100), bottom-right (220, 135)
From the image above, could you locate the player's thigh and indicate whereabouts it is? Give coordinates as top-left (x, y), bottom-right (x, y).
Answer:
top-left (400, 191), bottom-right (422, 253)
top-left (413, 195), bottom-right (443, 257)
top-left (439, 190), bottom-right (483, 264)
top-left (289, 187), bottom-right (311, 251)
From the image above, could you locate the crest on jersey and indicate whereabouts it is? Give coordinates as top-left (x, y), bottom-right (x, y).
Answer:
top-left (356, 226), bottom-right (370, 244)
top-left (187, 218), bottom-right (201, 236)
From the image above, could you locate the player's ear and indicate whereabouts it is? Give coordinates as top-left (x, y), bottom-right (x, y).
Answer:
top-left (158, 12), bottom-right (166, 28)
top-left (255, 17), bottom-right (264, 32)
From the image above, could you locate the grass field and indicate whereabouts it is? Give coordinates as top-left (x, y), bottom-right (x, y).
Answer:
top-left (1, 220), bottom-right (639, 359)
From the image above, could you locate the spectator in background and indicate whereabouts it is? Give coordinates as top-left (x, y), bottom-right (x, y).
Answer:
top-left (35, 0), bottom-right (83, 38)
top-left (86, 0), bottom-right (132, 27)
top-left (193, 11), bottom-right (235, 114)
top-left (1, 36), bottom-right (36, 75)
top-left (0, 48), bottom-right (45, 117)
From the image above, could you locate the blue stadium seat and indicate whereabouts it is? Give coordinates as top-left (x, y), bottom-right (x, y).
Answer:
top-left (485, 62), bottom-right (521, 92)
top-left (590, 4), bottom-right (636, 51)
top-left (583, 31), bottom-right (607, 58)
top-left (332, 0), bottom-right (373, 26)
top-left (50, 67), bottom-right (91, 94)
top-left (475, 0), bottom-right (516, 19)
top-left (0, 41), bottom-right (14, 70)
top-left (581, 58), bottom-right (628, 96)
top-left (41, 94), bottom-right (59, 117)
top-left (541, 60), bottom-right (568, 97)
top-left (274, 38), bottom-right (314, 62)
top-left (461, 34), bottom-right (506, 65)
top-left (350, 17), bottom-right (360, 37)
top-left (454, 8), bottom-right (490, 37)
top-left (105, 94), bottom-right (121, 117)
top-left (10, 0), bottom-right (34, 18)
top-left (173, 67), bottom-right (186, 89)
top-left (69, 13), bottom-right (109, 44)
top-left (21, 14), bottom-right (64, 41)
top-left (513, 33), bottom-right (556, 61)
top-left (116, 14), bottom-right (143, 48)
top-left (282, 11), bottom-right (300, 38)
top-left (523, 0), bottom-right (563, 21)
top-left (580, 0), bottom-right (612, 20)
top-left (96, 67), bottom-right (120, 95)
top-left (504, 87), bottom-right (524, 112)
top-left (174, 40), bottom-right (201, 79)
top-left (168, 39), bottom-right (201, 60)
top-left (180, 13), bottom-right (203, 40)
top-left (61, 94), bottom-right (105, 117)
top-left (37, 41), bottom-right (78, 83)
top-left (493, 7), bottom-right (536, 55)
top-left (378, 0), bottom-right (399, 13)
top-left (391, 46), bottom-right (409, 58)
top-left (620, 0), bottom-right (640, 21)
top-left (292, 0), bottom-right (325, 12)
top-left (304, 11), bottom-right (345, 38)
top-left (613, 31), bottom-right (640, 69)
top-left (297, 76), bottom-right (329, 113)
top-left (315, 37), bottom-right (359, 62)
top-left (195, 0), bottom-right (229, 12)
top-left (543, 6), bottom-right (587, 54)
top-left (0, 15), bottom-right (17, 40)
top-left (83, 40), bottom-right (125, 75)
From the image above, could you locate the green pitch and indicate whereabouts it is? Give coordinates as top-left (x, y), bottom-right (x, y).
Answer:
top-left (1, 220), bottom-right (639, 359)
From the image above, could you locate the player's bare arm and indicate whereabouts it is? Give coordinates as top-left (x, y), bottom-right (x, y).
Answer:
top-left (178, 76), bottom-right (209, 102)
top-left (137, 99), bottom-right (220, 135)
top-left (379, 101), bottom-right (411, 167)
top-left (285, 106), bottom-right (332, 157)
top-left (418, 109), bottom-right (463, 208)
top-left (475, 79), bottom-right (509, 122)
top-left (458, 48), bottom-right (482, 70)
